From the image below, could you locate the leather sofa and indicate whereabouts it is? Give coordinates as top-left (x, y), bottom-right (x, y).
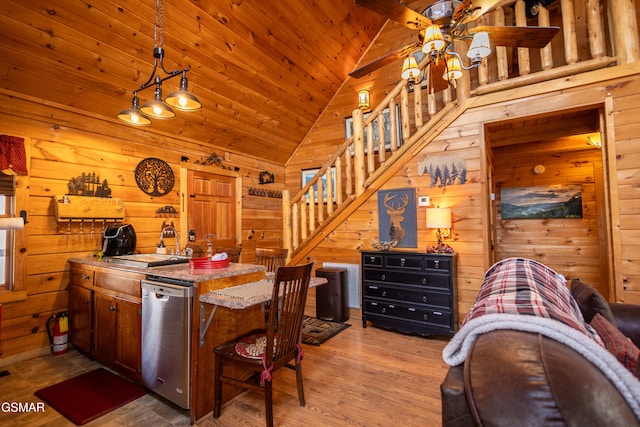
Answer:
top-left (440, 302), bottom-right (640, 426)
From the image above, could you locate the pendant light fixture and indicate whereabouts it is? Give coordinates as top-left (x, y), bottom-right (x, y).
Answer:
top-left (118, 0), bottom-right (201, 126)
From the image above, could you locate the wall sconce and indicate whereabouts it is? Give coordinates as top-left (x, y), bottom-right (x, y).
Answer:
top-left (358, 89), bottom-right (370, 110)
top-left (426, 207), bottom-right (452, 253)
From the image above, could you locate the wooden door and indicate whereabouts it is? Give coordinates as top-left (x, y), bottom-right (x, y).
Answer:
top-left (186, 170), bottom-right (236, 250)
top-left (114, 296), bottom-right (141, 381)
top-left (69, 285), bottom-right (92, 354)
top-left (92, 292), bottom-right (116, 362)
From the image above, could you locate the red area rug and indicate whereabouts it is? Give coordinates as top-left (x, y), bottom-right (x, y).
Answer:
top-left (34, 368), bottom-right (146, 425)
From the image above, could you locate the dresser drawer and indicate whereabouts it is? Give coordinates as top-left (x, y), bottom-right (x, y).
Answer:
top-left (385, 254), bottom-right (422, 269)
top-left (364, 300), bottom-right (452, 328)
top-left (425, 257), bottom-right (453, 272)
top-left (363, 269), bottom-right (450, 289)
top-left (362, 253), bottom-right (384, 266)
top-left (364, 284), bottom-right (450, 309)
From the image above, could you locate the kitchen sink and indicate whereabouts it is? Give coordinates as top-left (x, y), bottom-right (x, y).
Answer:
top-left (105, 253), bottom-right (190, 268)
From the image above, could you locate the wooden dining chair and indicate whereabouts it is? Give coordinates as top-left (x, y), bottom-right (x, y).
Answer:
top-left (215, 245), bottom-right (242, 263)
top-left (255, 247), bottom-right (288, 272)
top-left (213, 262), bottom-right (314, 427)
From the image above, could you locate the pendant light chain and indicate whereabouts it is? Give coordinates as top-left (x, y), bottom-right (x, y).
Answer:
top-left (155, 0), bottom-right (164, 50)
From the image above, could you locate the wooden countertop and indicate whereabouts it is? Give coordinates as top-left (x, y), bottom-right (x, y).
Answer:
top-left (68, 256), bottom-right (267, 283)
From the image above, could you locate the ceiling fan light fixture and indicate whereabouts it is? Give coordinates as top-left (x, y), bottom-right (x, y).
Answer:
top-left (443, 55), bottom-right (463, 81)
top-left (401, 56), bottom-right (421, 81)
top-left (165, 72), bottom-right (202, 111)
top-left (422, 25), bottom-right (446, 54)
top-left (117, 94), bottom-right (152, 126)
top-left (467, 31), bottom-right (491, 61)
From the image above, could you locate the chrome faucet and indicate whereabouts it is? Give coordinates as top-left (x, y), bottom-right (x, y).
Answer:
top-left (161, 226), bottom-right (180, 255)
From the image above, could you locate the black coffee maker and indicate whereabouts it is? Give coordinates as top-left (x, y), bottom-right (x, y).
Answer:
top-left (102, 224), bottom-right (137, 256)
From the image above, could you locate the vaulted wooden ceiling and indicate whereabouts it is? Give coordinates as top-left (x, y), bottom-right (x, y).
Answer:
top-left (0, 0), bottom-right (386, 164)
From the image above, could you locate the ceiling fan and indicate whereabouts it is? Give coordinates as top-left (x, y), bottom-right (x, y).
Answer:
top-left (350, 0), bottom-right (560, 92)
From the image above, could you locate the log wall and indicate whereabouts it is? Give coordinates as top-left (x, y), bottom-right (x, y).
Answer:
top-left (0, 93), bottom-right (284, 362)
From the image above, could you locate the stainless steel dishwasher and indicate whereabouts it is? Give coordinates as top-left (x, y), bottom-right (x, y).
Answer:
top-left (141, 277), bottom-right (194, 409)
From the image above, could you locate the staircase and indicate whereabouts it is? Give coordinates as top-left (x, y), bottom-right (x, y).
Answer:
top-left (282, 0), bottom-right (638, 265)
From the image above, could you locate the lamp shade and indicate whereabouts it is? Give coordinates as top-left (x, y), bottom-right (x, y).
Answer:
top-left (117, 95), bottom-right (152, 125)
top-left (443, 55), bottom-right (463, 81)
top-left (165, 74), bottom-right (202, 111)
top-left (358, 89), bottom-right (370, 109)
top-left (426, 207), bottom-right (451, 229)
top-left (422, 25), bottom-right (445, 53)
top-left (401, 56), bottom-right (420, 80)
top-left (467, 31), bottom-right (491, 60)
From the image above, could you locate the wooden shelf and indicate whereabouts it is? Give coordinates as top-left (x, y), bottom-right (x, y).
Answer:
top-left (53, 195), bottom-right (125, 221)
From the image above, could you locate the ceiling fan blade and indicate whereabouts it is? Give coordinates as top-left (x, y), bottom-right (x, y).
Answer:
top-left (354, 0), bottom-right (432, 30)
top-left (427, 59), bottom-right (450, 93)
top-left (349, 41), bottom-right (421, 78)
top-left (453, 0), bottom-right (502, 23)
top-left (470, 26), bottom-right (561, 48)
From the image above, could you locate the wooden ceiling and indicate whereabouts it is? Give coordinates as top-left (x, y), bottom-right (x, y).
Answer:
top-left (0, 0), bottom-right (386, 164)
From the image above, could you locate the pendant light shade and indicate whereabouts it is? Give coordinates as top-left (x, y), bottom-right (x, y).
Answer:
top-left (165, 73), bottom-right (202, 111)
top-left (140, 80), bottom-right (176, 119)
top-left (117, 94), bottom-right (152, 126)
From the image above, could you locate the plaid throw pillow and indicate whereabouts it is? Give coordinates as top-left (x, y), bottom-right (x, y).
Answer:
top-left (590, 313), bottom-right (640, 376)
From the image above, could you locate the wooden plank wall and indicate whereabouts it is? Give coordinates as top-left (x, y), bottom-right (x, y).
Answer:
top-left (0, 93), bottom-right (284, 361)
top-left (492, 138), bottom-right (605, 295)
top-left (287, 70), bottom-right (640, 326)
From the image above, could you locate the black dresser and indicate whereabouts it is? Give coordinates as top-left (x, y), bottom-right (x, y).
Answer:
top-left (361, 251), bottom-right (457, 337)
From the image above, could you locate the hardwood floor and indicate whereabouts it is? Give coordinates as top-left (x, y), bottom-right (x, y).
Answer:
top-left (0, 315), bottom-right (450, 426)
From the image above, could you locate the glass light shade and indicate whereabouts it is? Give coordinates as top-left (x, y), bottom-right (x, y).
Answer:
top-left (443, 55), bottom-right (463, 81)
top-left (422, 25), bottom-right (445, 54)
top-left (467, 31), bottom-right (491, 59)
top-left (117, 95), bottom-right (151, 125)
top-left (401, 56), bottom-right (420, 80)
top-left (165, 75), bottom-right (202, 111)
top-left (426, 207), bottom-right (451, 229)
top-left (357, 89), bottom-right (370, 109)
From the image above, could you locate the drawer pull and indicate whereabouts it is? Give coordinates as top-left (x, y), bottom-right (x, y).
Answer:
top-left (408, 308), bottom-right (416, 312)
top-left (423, 314), bottom-right (429, 321)
top-left (400, 258), bottom-right (405, 267)
top-left (381, 274), bottom-right (386, 281)
top-left (84, 299), bottom-right (90, 304)
top-left (434, 260), bottom-right (440, 269)
top-left (382, 307), bottom-right (386, 313)
top-left (422, 296), bottom-right (427, 302)
top-left (382, 290), bottom-right (386, 297)
top-left (422, 278), bottom-right (427, 285)
top-left (83, 275), bottom-right (91, 281)
top-left (109, 305), bottom-right (116, 312)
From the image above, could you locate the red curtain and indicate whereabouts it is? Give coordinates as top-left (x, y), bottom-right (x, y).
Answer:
top-left (0, 135), bottom-right (27, 175)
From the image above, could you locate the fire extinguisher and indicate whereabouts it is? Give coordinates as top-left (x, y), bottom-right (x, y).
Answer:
top-left (46, 311), bottom-right (69, 355)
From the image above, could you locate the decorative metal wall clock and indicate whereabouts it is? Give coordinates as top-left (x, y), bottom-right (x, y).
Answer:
top-left (135, 157), bottom-right (175, 196)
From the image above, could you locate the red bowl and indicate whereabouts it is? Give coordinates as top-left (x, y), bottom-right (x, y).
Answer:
top-left (189, 257), bottom-right (230, 269)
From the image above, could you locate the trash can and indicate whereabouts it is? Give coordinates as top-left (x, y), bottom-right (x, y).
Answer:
top-left (315, 268), bottom-right (349, 322)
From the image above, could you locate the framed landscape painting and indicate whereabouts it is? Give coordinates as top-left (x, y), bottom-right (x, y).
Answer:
top-left (500, 184), bottom-right (583, 219)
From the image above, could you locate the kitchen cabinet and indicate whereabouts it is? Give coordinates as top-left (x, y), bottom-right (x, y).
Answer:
top-left (68, 262), bottom-right (143, 382)
top-left (361, 251), bottom-right (457, 337)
